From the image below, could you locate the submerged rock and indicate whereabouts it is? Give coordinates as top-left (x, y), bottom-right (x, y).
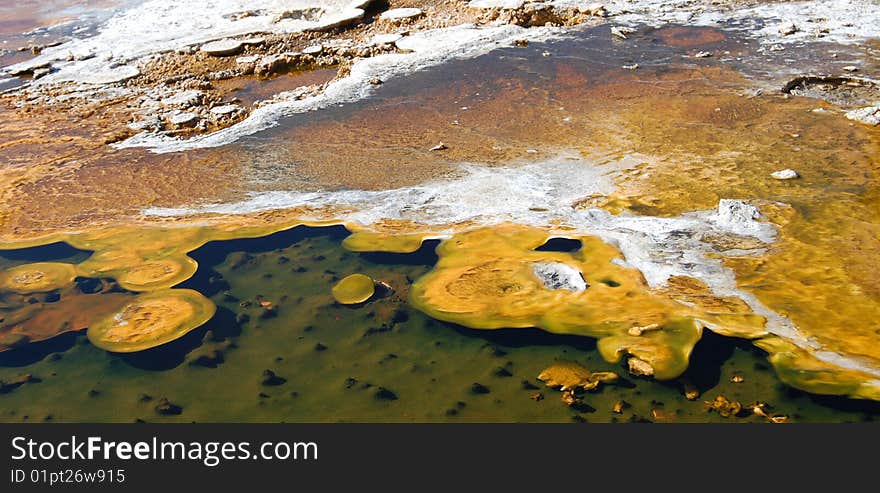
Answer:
top-left (154, 398), bottom-right (183, 415)
top-left (538, 361), bottom-right (618, 391)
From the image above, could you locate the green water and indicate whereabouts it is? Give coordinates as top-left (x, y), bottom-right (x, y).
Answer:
top-left (1, 226), bottom-right (877, 422)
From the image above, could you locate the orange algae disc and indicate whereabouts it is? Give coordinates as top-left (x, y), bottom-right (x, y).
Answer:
top-left (87, 289), bottom-right (216, 352)
top-left (0, 262), bottom-right (77, 294)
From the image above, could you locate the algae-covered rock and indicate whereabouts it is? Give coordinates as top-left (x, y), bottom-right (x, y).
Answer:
top-left (87, 289), bottom-right (216, 352)
top-left (537, 360), bottom-right (618, 391)
top-left (332, 274), bottom-right (376, 304)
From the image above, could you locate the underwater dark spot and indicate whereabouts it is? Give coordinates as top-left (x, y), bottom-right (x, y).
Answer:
top-left (261, 370), bottom-right (286, 386)
top-left (88, 389), bottom-right (100, 398)
top-left (521, 380), bottom-right (539, 390)
top-left (374, 387), bottom-right (398, 401)
top-left (314, 343), bottom-right (328, 351)
top-left (599, 278), bottom-right (621, 287)
top-left (344, 377), bottom-right (358, 389)
top-left (471, 383), bottom-right (490, 394)
top-left (493, 367), bottom-right (513, 377)
top-left (139, 394), bottom-right (153, 402)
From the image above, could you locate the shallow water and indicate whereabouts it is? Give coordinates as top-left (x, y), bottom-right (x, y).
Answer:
top-left (1, 19), bottom-right (880, 420)
top-left (2, 226), bottom-right (878, 422)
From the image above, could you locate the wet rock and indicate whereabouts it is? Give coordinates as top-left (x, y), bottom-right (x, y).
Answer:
top-left (200, 39), bottom-right (243, 56)
top-left (379, 8), bottom-right (423, 23)
top-left (612, 400), bottom-right (630, 414)
top-left (471, 382), bottom-right (490, 394)
top-left (846, 106), bottom-right (880, 126)
top-left (627, 357), bottom-right (654, 377)
top-left (374, 387), bottom-right (398, 401)
top-left (169, 112), bottom-right (199, 128)
top-left (369, 77), bottom-right (383, 85)
top-left (236, 55), bottom-right (260, 65)
top-left (429, 142), bottom-right (448, 151)
top-left (530, 392), bottom-right (544, 401)
top-left (694, 51), bottom-right (712, 58)
top-left (778, 21), bottom-right (799, 36)
top-left (261, 370), bottom-right (287, 386)
top-left (240, 36), bottom-right (265, 46)
top-left (771, 169), bottom-right (799, 180)
top-left (682, 381), bottom-right (700, 400)
top-left (560, 389), bottom-right (581, 407)
top-left (32, 67), bottom-right (51, 79)
top-left (532, 262), bottom-right (587, 292)
top-left (161, 89), bottom-right (203, 108)
top-left (155, 398), bottom-right (182, 415)
top-left (622, 63), bottom-right (639, 70)
top-left (210, 104), bottom-right (240, 116)
top-left (580, 3), bottom-right (607, 17)
top-left (627, 323), bottom-right (661, 336)
top-left (302, 44), bottom-right (323, 56)
top-left (611, 26), bottom-right (636, 40)
top-left (371, 33), bottom-right (403, 46)
top-left (730, 374), bottom-right (745, 383)
top-left (705, 395), bottom-right (742, 418)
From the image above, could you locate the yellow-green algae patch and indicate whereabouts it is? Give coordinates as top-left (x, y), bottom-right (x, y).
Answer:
top-left (87, 288), bottom-right (216, 353)
top-left (0, 262), bottom-right (77, 293)
top-left (332, 274), bottom-right (376, 305)
top-left (408, 224), bottom-right (767, 380)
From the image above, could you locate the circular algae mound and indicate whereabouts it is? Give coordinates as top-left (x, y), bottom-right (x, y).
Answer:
top-left (332, 274), bottom-right (376, 304)
top-left (87, 289), bottom-right (216, 352)
top-left (0, 262), bottom-right (77, 293)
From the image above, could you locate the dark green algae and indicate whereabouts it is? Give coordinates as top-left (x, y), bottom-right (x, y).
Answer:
top-left (1, 225), bottom-right (878, 423)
